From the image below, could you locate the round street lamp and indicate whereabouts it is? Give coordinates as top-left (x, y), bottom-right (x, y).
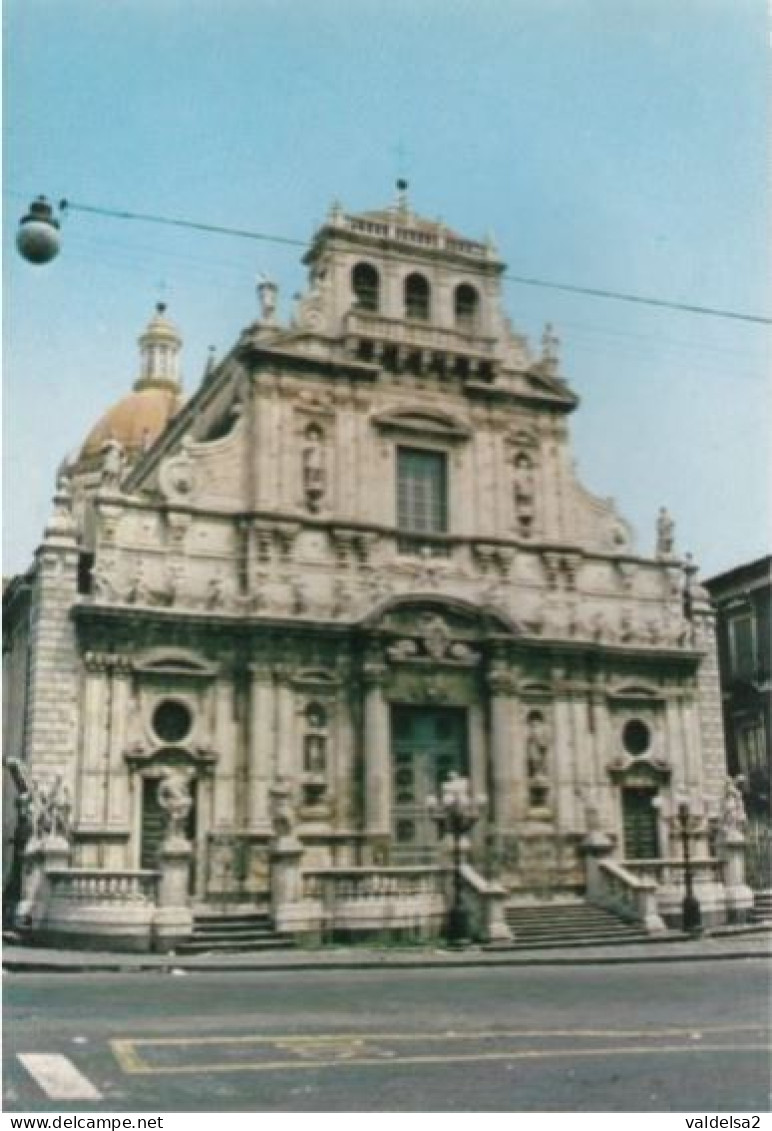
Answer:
top-left (16, 196), bottom-right (62, 264)
top-left (676, 798), bottom-right (703, 934)
top-left (427, 774), bottom-right (486, 947)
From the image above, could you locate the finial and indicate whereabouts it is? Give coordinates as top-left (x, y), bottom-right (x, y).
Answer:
top-left (156, 301), bottom-right (167, 315)
top-left (541, 323), bottom-right (560, 368)
top-left (396, 178), bottom-right (410, 214)
top-left (204, 346), bottom-right (217, 377)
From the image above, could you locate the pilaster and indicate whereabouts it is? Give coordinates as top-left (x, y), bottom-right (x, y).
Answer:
top-left (362, 662), bottom-right (390, 839)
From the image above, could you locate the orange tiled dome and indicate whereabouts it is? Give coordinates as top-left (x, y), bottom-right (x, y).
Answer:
top-left (79, 386), bottom-right (182, 461)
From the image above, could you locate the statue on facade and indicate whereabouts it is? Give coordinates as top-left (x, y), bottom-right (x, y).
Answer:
top-left (269, 778), bottom-right (298, 840)
top-left (526, 710), bottom-right (551, 808)
top-left (257, 275), bottom-right (278, 324)
top-left (157, 767), bottom-right (194, 842)
top-left (45, 776), bottom-right (73, 841)
top-left (720, 775), bottom-right (747, 836)
top-left (656, 506), bottom-right (675, 558)
top-left (302, 425), bottom-right (326, 512)
top-left (100, 437), bottom-right (126, 490)
top-left (512, 453), bottom-right (536, 531)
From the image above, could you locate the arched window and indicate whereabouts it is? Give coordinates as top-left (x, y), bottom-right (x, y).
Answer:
top-left (404, 273), bottom-right (430, 321)
top-left (454, 284), bottom-right (479, 332)
top-left (352, 262), bottom-right (380, 312)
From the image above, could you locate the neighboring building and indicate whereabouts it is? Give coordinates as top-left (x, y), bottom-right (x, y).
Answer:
top-left (2, 192), bottom-right (751, 949)
top-left (705, 556), bottom-right (771, 892)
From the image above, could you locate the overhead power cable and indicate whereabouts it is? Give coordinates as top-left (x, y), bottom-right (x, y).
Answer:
top-left (43, 197), bottom-right (772, 327)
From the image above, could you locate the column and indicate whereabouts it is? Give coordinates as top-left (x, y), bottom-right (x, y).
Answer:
top-left (211, 675), bottom-right (237, 829)
top-left (106, 660), bottom-right (131, 828)
top-left (246, 664), bottom-right (273, 832)
top-left (363, 664), bottom-right (390, 839)
top-left (78, 655), bottom-right (109, 828)
top-left (486, 669), bottom-right (517, 829)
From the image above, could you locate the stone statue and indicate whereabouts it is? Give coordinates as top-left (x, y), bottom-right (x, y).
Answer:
top-left (100, 437), bottom-right (126, 489)
top-left (269, 778), bottom-right (297, 839)
top-left (257, 276), bottom-right (278, 324)
top-left (46, 776), bottom-right (72, 841)
top-left (656, 506), bottom-right (675, 558)
top-left (157, 767), bottom-right (194, 842)
top-left (512, 453), bottom-right (536, 531)
top-left (525, 711), bottom-right (550, 778)
top-left (526, 710), bottom-right (551, 808)
top-left (302, 425), bottom-right (326, 512)
top-left (720, 775), bottom-right (747, 835)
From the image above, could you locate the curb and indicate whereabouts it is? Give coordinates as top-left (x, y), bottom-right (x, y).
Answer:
top-left (4, 947), bottom-right (770, 975)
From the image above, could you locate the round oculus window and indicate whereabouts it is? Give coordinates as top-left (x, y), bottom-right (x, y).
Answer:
top-left (152, 700), bottom-right (193, 744)
top-left (622, 719), bottom-right (651, 757)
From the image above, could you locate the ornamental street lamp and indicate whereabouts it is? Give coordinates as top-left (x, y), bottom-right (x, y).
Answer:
top-left (676, 798), bottom-right (702, 934)
top-left (427, 774), bottom-right (486, 947)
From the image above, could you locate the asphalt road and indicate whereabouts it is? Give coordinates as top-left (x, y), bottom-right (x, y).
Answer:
top-left (4, 959), bottom-right (770, 1113)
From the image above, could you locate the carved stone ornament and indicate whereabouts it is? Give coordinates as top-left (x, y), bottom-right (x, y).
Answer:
top-left (159, 439), bottom-right (198, 503)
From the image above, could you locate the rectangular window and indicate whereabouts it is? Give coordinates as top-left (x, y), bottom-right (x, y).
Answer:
top-left (397, 447), bottom-right (448, 535)
top-left (729, 610), bottom-right (756, 679)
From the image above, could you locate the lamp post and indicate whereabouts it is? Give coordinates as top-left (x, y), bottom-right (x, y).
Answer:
top-left (676, 799), bottom-right (702, 934)
top-left (427, 774), bottom-right (486, 947)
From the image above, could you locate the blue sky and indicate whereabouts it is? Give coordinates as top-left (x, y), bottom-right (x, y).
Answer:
top-left (4, 0), bottom-right (770, 577)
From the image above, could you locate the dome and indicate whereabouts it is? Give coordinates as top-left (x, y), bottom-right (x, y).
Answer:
top-left (79, 386), bottom-right (182, 463)
top-left (75, 304), bottom-right (185, 470)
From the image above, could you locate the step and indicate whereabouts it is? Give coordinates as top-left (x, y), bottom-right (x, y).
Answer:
top-left (178, 937), bottom-right (294, 954)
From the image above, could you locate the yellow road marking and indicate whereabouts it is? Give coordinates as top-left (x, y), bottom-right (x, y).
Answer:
top-left (110, 1036), bottom-right (770, 1077)
top-left (111, 1022), bottom-right (766, 1049)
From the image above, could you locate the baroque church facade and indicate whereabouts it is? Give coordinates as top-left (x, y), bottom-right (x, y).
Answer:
top-left (3, 193), bottom-right (751, 949)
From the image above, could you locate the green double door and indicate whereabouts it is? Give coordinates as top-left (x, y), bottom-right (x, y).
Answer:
top-left (391, 706), bottom-right (468, 863)
top-left (622, 788), bottom-right (660, 860)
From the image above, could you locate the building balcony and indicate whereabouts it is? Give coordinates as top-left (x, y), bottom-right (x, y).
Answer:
top-left (343, 310), bottom-right (498, 376)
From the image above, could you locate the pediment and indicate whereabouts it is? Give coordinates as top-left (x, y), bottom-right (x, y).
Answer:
top-left (370, 407), bottom-right (471, 442)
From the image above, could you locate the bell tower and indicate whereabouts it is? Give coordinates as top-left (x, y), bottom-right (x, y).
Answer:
top-left (293, 187), bottom-right (510, 382)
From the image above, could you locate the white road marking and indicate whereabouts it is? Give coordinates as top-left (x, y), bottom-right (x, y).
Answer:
top-left (18, 1053), bottom-right (102, 1100)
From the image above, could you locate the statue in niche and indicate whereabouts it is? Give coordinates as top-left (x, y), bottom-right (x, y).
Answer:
top-left (525, 709), bottom-right (551, 808)
top-left (656, 506), bottom-right (675, 558)
top-left (512, 452), bottom-right (536, 532)
top-left (302, 424), bottom-right (326, 512)
top-left (100, 437), bottom-right (126, 490)
top-left (157, 767), bottom-right (194, 842)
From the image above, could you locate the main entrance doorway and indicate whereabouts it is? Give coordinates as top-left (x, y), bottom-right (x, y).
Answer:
top-left (622, 788), bottom-right (660, 860)
top-left (391, 705), bottom-right (468, 863)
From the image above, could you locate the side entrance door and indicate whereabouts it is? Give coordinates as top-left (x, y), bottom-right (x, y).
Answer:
top-left (391, 705), bottom-right (468, 863)
top-left (622, 788), bottom-right (660, 860)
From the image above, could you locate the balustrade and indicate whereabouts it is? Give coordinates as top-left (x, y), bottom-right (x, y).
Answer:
top-left (46, 869), bottom-right (159, 905)
top-left (302, 867), bottom-right (444, 905)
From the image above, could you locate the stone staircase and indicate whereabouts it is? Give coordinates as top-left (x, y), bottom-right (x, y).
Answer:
top-left (177, 911), bottom-right (295, 954)
top-left (750, 890), bottom-right (772, 924)
top-left (503, 900), bottom-right (652, 948)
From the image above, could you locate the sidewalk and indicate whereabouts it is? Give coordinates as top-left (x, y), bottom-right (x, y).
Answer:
top-left (3, 926), bottom-right (770, 974)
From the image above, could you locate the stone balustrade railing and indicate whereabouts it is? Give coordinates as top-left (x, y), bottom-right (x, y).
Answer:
top-left (458, 863), bottom-right (512, 942)
top-left (302, 866), bottom-right (444, 904)
top-left (588, 858), bottom-right (665, 934)
top-left (625, 858), bottom-right (726, 888)
top-left (342, 215), bottom-right (490, 260)
top-left (45, 869), bottom-right (159, 905)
